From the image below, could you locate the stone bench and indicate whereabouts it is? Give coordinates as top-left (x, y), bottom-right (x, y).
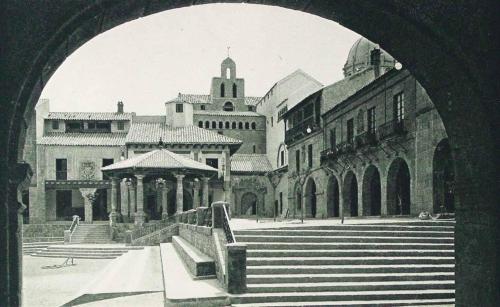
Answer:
top-left (172, 236), bottom-right (216, 279)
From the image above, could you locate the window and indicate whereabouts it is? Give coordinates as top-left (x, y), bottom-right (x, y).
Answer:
top-left (271, 116), bottom-right (273, 127)
top-left (248, 106), bottom-right (254, 112)
top-left (394, 92), bottom-right (405, 122)
top-left (219, 121), bottom-right (223, 129)
top-left (295, 150), bottom-right (300, 172)
top-left (226, 68), bottom-right (231, 79)
top-left (357, 109), bottom-right (365, 133)
top-left (88, 122), bottom-right (96, 130)
top-left (212, 121), bottom-right (217, 129)
top-left (176, 104), bottom-right (183, 113)
top-left (200, 105), bottom-right (206, 110)
top-left (279, 192), bottom-right (283, 214)
top-left (117, 121), bottom-right (124, 130)
top-left (198, 121), bottom-right (203, 128)
top-left (367, 107), bottom-right (376, 134)
top-left (330, 128), bottom-right (336, 149)
top-left (238, 122), bottom-right (243, 129)
top-left (232, 83), bottom-right (237, 98)
top-left (52, 120), bottom-right (59, 130)
top-left (245, 122), bottom-right (249, 129)
top-left (232, 122), bottom-right (236, 129)
top-left (253, 145), bottom-right (256, 153)
top-left (96, 121), bottom-right (111, 131)
top-left (206, 158), bottom-right (218, 169)
top-left (102, 159), bottom-right (114, 180)
top-left (56, 159), bottom-right (67, 180)
top-left (223, 101), bottom-right (234, 112)
top-left (205, 121), bottom-right (210, 128)
top-left (66, 121), bottom-right (82, 132)
top-left (220, 83), bottom-right (225, 97)
top-left (278, 105), bottom-right (288, 121)
top-left (280, 150), bottom-right (285, 166)
top-left (308, 144), bottom-right (313, 168)
top-left (347, 118), bottom-right (354, 144)
top-left (251, 122), bottom-right (256, 130)
top-left (225, 122), bottom-right (230, 129)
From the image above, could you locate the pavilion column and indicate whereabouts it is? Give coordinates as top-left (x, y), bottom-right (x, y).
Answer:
top-left (224, 147), bottom-right (232, 202)
top-left (109, 177), bottom-right (120, 225)
top-left (193, 179), bottom-right (200, 208)
top-left (120, 179), bottom-right (129, 222)
top-left (134, 174), bottom-right (146, 226)
top-left (176, 174), bottom-right (185, 214)
top-left (162, 184), bottom-right (169, 219)
top-left (128, 180), bottom-right (136, 216)
top-left (201, 177), bottom-right (210, 207)
top-left (79, 188), bottom-right (97, 223)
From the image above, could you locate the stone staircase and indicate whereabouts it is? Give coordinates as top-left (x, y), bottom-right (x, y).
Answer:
top-left (23, 241), bottom-right (64, 255)
top-left (30, 245), bottom-right (144, 259)
top-left (231, 221), bottom-right (455, 306)
top-left (70, 223), bottom-right (113, 244)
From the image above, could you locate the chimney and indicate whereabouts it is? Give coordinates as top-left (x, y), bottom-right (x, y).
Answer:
top-left (117, 101), bottom-right (124, 113)
top-left (370, 48), bottom-right (381, 78)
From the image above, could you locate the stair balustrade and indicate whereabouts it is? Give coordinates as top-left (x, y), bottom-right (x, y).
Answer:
top-left (64, 215), bottom-right (80, 243)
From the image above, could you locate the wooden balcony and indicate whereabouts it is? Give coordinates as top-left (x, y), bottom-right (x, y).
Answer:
top-left (355, 131), bottom-right (378, 148)
top-left (377, 119), bottom-right (409, 140)
top-left (284, 118), bottom-right (319, 144)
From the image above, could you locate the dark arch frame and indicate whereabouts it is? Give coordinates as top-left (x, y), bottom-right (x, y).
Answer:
top-left (362, 165), bottom-right (381, 216)
top-left (304, 177), bottom-right (317, 218)
top-left (342, 171), bottom-right (358, 217)
top-left (326, 175), bottom-right (340, 217)
top-left (223, 101), bottom-right (234, 111)
top-left (1, 2), bottom-right (498, 306)
top-left (387, 157), bottom-right (411, 215)
top-left (240, 191), bottom-right (258, 215)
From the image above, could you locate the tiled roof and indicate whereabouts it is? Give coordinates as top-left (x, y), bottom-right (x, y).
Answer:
top-left (231, 154), bottom-right (273, 173)
top-left (47, 112), bottom-right (133, 121)
top-left (126, 123), bottom-right (242, 145)
top-left (38, 133), bottom-right (127, 146)
top-left (101, 149), bottom-right (217, 173)
top-left (193, 110), bottom-right (263, 117)
top-left (176, 93), bottom-right (262, 106)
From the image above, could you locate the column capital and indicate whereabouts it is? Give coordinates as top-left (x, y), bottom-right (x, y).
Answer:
top-left (201, 177), bottom-right (210, 183)
top-left (79, 188), bottom-right (97, 199)
top-left (175, 174), bottom-right (185, 180)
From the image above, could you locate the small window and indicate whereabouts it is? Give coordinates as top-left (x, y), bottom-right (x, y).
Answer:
top-left (226, 68), bottom-right (231, 79)
top-left (232, 83), bottom-right (237, 98)
top-left (219, 121), bottom-right (223, 129)
top-left (245, 122), bottom-right (250, 129)
top-left (238, 122), bottom-right (243, 129)
top-left (232, 122), bottom-right (236, 129)
top-left (117, 121), bottom-right (124, 130)
top-left (271, 116), bottom-right (273, 127)
top-left (206, 158), bottom-right (219, 169)
top-left (347, 118), bottom-right (354, 144)
top-left (200, 105), bottom-right (206, 110)
top-left (253, 145), bottom-right (256, 153)
top-left (205, 121), bottom-right (210, 128)
top-left (220, 83), bottom-right (225, 97)
top-left (225, 122), bottom-right (230, 129)
top-left (248, 106), bottom-right (254, 112)
top-left (251, 122), bottom-right (256, 130)
top-left (280, 150), bottom-right (285, 166)
top-left (223, 101), bottom-right (234, 112)
top-left (295, 150), bottom-right (300, 172)
top-left (198, 121), bottom-right (203, 128)
top-left (393, 92), bottom-right (405, 122)
top-left (176, 104), bottom-right (183, 113)
top-left (308, 144), bottom-right (313, 168)
top-left (212, 121), bottom-right (217, 129)
top-left (56, 158), bottom-right (67, 180)
top-left (367, 107), bottom-right (376, 134)
top-left (329, 128), bottom-right (336, 149)
top-left (52, 121), bottom-right (59, 130)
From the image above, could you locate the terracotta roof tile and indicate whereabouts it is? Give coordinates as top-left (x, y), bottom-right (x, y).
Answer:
top-left (231, 154), bottom-right (273, 173)
top-left (47, 112), bottom-right (133, 121)
top-left (175, 93), bottom-right (262, 106)
top-left (38, 133), bottom-right (127, 146)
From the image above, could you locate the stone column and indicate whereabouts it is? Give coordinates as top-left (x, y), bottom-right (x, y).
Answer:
top-left (120, 179), bottom-right (129, 222)
top-left (201, 177), bottom-right (210, 207)
top-left (162, 184), bottom-right (169, 219)
top-left (134, 174), bottom-right (146, 226)
top-left (193, 179), bottom-right (200, 208)
top-left (223, 147), bottom-right (232, 202)
top-left (175, 174), bottom-right (185, 214)
top-left (128, 180), bottom-right (136, 215)
top-left (109, 177), bottom-right (120, 225)
top-left (79, 188), bottom-right (97, 223)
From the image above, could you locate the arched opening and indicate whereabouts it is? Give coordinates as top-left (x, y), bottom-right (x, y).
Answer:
top-left (225, 121), bottom-right (230, 129)
top-left (211, 121), bottom-right (217, 129)
top-left (93, 188), bottom-right (109, 221)
top-left (205, 121), bottom-right (210, 128)
top-left (226, 68), bottom-right (231, 79)
top-left (244, 122), bottom-right (249, 129)
top-left (327, 175), bottom-right (340, 217)
top-left (433, 138), bottom-right (455, 213)
top-left (218, 121), bottom-right (223, 129)
top-left (362, 165), bottom-right (381, 216)
top-left (251, 122), bottom-right (256, 129)
top-left (198, 121), bottom-right (203, 128)
top-left (223, 101), bottom-right (234, 111)
top-left (231, 122), bottom-right (236, 129)
top-left (304, 178), bottom-right (317, 218)
top-left (238, 122), bottom-right (243, 129)
top-left (343, 171), bottom-right (358, 217)
top-left (387, 158), bottom-right (411, 215)
top-left (241, 192), bottom-right (257, 215)
top-left (232, 83), bottom-right (237, 98)
top-left (220, 83), bottom-right (225, 97)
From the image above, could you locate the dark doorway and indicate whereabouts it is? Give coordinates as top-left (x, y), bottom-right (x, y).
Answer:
top-left (343, 171), bottom-right (358, 217)
top-left (363, 165), bottom-right (381, 216)
top-left (433, 139), bottom-right (455, 213)
top-left (56, 190), bottom-right (72, 221)
top-left (327, 176), bottom-right (340, 217)
top-left (305, 178), bottom-right (317, 218)
top-left (93, 188), bottom-right (109, 220)
top-left (387, 158), bottom-right (411, 215)
top-left (241, 192), bottom-right (258, 215)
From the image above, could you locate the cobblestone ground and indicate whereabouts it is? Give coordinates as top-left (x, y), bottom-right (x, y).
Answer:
top-left (22, 256), bottom-right (111, 307)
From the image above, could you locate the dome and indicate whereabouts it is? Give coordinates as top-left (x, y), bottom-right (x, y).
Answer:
top-left (343, 37), bottom-right (396, 77)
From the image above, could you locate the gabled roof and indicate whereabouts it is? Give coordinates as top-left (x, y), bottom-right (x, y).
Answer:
top-left (193, 110), bottom-right (263, 117)
top-left (101, 149), bottom-right (218, 173)
top-left (173, 94), bottom-right (262, 106)
top-left (231, 154), bottom-right (273, 173)
top-left (38, 133), bottom-right (127, 146)
top-left (47, 112), bottom-right (133, 121)
top-left (125, 123), bottom-right (242, 145)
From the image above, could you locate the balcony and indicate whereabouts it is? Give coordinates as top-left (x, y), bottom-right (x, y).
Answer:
top-left (56, 171), bottom-right (67, 180)
top-left (284, 118), bottom-right (319, 144)
top-left (378, 119), bottom-right (409, 140)
top-left (355, 131), bottom-right (378, 148)
top-left (320, 148), bottom-right (339, 163)
top-left (336, 141), bottom-right (355, 155)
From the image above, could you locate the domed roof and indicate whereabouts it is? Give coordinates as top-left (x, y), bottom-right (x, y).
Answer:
top-left (343, 37), bottom-right (396, 77)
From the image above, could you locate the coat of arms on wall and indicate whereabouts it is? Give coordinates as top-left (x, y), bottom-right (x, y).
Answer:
top-left (79, 161), bottom-right (96, 180)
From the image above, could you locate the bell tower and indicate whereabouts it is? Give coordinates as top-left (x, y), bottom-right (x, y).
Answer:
top-left (210, 56), bottom-right (245, 111)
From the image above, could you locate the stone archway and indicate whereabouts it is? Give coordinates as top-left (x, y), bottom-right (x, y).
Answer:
top-left (1, 2), bottom-right (499, 306)
top-left (241, 192), bottom-right (257, 215)
top-left (326, 175), bottom-right (340, 217)
top-left (433, 138), bottom-right (455, 214)
top-left (304, 178), bottom-right (317, 218)
top-left (342, 171), bottom-right (358, 217)
top-left (362, 165), bottom-right (381, 216)
top-left (387, 158), bottom-right (411, 215)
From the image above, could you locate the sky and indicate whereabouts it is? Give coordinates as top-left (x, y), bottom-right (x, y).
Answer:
top-left (40, 3), bottom-right (361, 115)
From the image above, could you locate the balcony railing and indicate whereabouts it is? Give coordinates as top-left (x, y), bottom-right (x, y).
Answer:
top-left (378, 119), bottom-right (409, 140)
top-left (320, 148), bottom-right (338, 163)
top-left (285, 118), bottom-right (319, 144)
top-left (355, 131), bottom-right (378, 148)
top-left (56, 171), bottom-right (67, 180)
top-left (336, 141), bottom-right (355, 155)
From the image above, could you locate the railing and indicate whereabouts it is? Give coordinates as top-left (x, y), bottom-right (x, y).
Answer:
top-left (355, 131), bottom-right (378, 148)
top-left (131, 216), bottom-right (176, 241)
top-left (320, 148), bottom-right (338, 163)
top-left (222, 204), bottom-right (236, 243)
top-left (378, 118), bottom-right (409, 140)
top-left (68, 215), bottom-right (80, 243)
top-left (284, 118), bottom-right (319, 143)
top-left (336, 141), bottom-right (355, 155)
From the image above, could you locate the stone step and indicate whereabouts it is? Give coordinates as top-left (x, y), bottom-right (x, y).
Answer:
top-left (32, 251), bottom-right (124, 257)
top-left (236, 235), bottom-right (453, 244)
top-left (172, 236), bottom-right (216, 278)
top-left (39, 247), bottom-right (141, 252)
top-left (243, 242), bottom-right (454, 250)
top-left (246, 264), bottom-right (455, 275)
top-left (246, 256), bottom-right (454, 266)
top-left (246, 280), bottom-right (455, 293)
top-left (31, 253), bottom-right (118, 259)
top-left (259, 223), bottom-right (454, 231)
top-left (230, 298), bottom-right (455, 306)
top-left (247, 249), bottom-right (454, 257)
top-left (246, 272), bottom-right (455, 284)
top-left (235, 229), bottom-right (454, 237)
top-left (230, 289), bottom-right (455, 304)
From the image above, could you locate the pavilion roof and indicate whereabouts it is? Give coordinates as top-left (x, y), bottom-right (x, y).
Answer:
top-left (101, 148), bottom-right (218, 174)
top-left (231, 154), bottom-right (273, 173)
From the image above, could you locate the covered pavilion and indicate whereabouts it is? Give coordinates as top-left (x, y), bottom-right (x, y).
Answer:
top-left (101, 147), bottom-right (218, 226)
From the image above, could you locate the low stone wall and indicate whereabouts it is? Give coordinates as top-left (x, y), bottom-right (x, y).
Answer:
top-left (131, 224), bottom-right (179, 246)
top-left (111, 223), bottom-right (135, 242)
top-left (22, 223), bottom-right (70, 242)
